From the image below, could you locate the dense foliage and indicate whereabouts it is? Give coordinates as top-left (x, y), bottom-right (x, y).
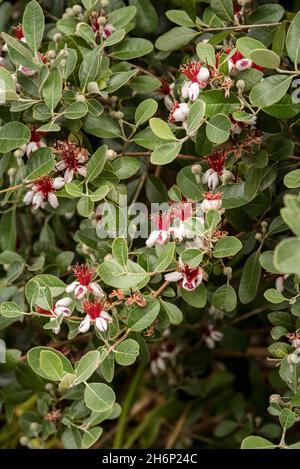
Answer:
top-left (1, 0), bottom-right (300, 450)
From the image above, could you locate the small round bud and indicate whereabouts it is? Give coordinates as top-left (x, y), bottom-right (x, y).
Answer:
top-left (53, 33), bottom-right (62, 43)
top-left (269, 394), bottom-right (281, 404)
top-left (115, 111), bottom-right (124, 120)
top-left (47, 50), bottom-right (56, 59)
top-left (3, 264), bottom-right (9, 271)
top-left (8, 167), bottom-right (16, 177)
top-left (30, 422), bottom-right (39, 432)
top-left (97, 16), bottom-right (107, 26)
top-left (20, 436), bottom-right (29, 446)
top-left (288, 352), bottom-right (299, 364)
top-left (65, 7), bottom-right (74, 16)
top-left (110, 95), bottom-right (118, 103)
top-left (109, 111), bottom-right (116, 118)
top-left (45, 383), bottom-right (53, 392)
top-left (100, 0), bottom-right (110, 6)
top-left (72, 4), bottom-right (82, 14)
top-left (14, 148), bottom-right (25, 158)
top-left (106, 149), bottom-right (117, 161)
top-left (289, 297), bottom-right (297, 305)
top-left (236, 79), bottom-right (245, 92)
top-left (104, 253), bottom-right (113, 262)
top-left (87, 81), bottom-right (99, 94)
top-left (191, 164), bottom-right (202, 175)
top-left (255, 233), bottom-right (262, 240)
top-left (261, 220), bottom-right (268, 232)
top-left (223, 266), bottom-right (232, 277)
top-left (75, 93), bottom-right (86, 102)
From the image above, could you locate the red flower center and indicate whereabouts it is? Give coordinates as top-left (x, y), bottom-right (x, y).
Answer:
top-left (180, 60), bottom-right (202, 82)
top-left (206, 150), bottom-right (227, 173)
top-left (34, 176), bottom-right (55, 199)
top-left (55, 141), bottom-right (88, 172)
top-left (82, 299), bottom-right (103, 320)
top-left (72, 264), bottom-right (95, 286)
top-left (181, 265), bottom-right (201, 282)
top-left (30, 129), bottom-right (43, 143)
top-left (36, 306), bottom-right (52, 316)
top-left (203, 191), bottom-right (223, 201)
top-left (159, 79), bottom-right (171, 96)
top-left (13, 24), bottom-right (24, 40)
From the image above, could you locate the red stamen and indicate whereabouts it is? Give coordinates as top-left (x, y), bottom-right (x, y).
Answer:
top-left (203, 191), bottom-right (223, 200)
top-left (180, 60), bottom-right (202, 82)
top-left (72, 264), bottom-right (95, 286)
top-left (82, 299), bottom-right (103, 320)
top-left (34, 176), bottom-right (55, 200)
top-left (206, 150), bottom-right (227, 174)
top-left (12, 24), bottom-right (24, 40)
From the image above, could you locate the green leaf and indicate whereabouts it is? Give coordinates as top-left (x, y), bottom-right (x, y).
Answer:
top-left (206, 113), bottom-right (231, 144)
top-left (135, 99), bottom-right (158, 126)
top-left (84, 382), bottom-right (116, 412)
top-left (151, 142), bottom-right (182, 165)
top-left (160, 300), bottom-right (183, 325)
top-left (112, 237), bottom-right (128, 268)
top-left (98, 259), bottom-right (150, 289)
top-left (81, 427), bottom-right (103, 449)
top-left (196, 42), bottom-right (216, 67)
top-left (200, 90), bottom-right (240, 117)
top-left (166, 10), bottom-right (196, 27)
top-left (64, 101), bottom-right (88, 120)
top-left (106, 70), bottom-right (137, 93)
top-left (0, 122), bottom-right (30, 153)
top-left (180, 248), bottom-right (204, 268)
top-left (211, 0), bottom-right (233, 22)
top-left (77, 196), bottom-right (93, 217)
top-left (0, 67), bottom-right (18, 100)
top-left (129, 75), bottom-right (161, 93)
top-left (111, 157), bottom-right (140, 180)
top-left (149, 118), bottom-right (175, 140)
top-left (249, 75), bottom-right (292, 108)
top-left (237, 37), bottom-right (266, 57)
top-left (284, 170), bottom-right (300, 188)
top-left (112, 38), bottom-right (153, 60)
top-left (108, 6), bottom-right (137, 29)
top-left (279, 408), bottom-right (295, 430)
top-left (272, 22), bottom-right (286, 56)
top-left (129, 0), bottom-right (158, 33)
top-left (114, 339), bottom-right (140, 366)
top-left (104, 29), bottom-right (126, 47)
top-left (28, 347), bottom-right (73, 381)
top-left (213, 237), bottom-right (242, 258)
top-left (1, 32), bottom-right (40, 70)
top-left (79, 45), bottom-right (102, 92)
top-left (155, 242), bottom-right (175, 272)
top-left (155, 27), bottom-right (198, 52)
top-left (0, 302), bottom-right (25, 319)
top-left (212, 284), bottom-right (237, 312)
top-left (264, 288), bottom-right (286, 304)
top-left (181, 283), bottom-right (207, 308)
top-left (286, 11), bottom-right (300, 66)
top-left (187, 100), bottom-right (206, 136)
top-left (249, 49), bottom-right (280, 69)
top-left (25, 147), bottom-right (55, 180)
top-left (75, 350), bottom-right (101, 385)
top-left (42, 68), bottom-right (62, 114)
top-left (281, 196), bottom-right (300, 237)
top-left (239, 250), bottom-right (261, 304)
top-left (86, 145), bottom-right (107, 182)
top-left (22, 0), bottom-right (44, 55)
top-left (241, 436), bottom-right (275, 449)
top-left (128, 298), bottom-right (160, 331)
top-left (39, 350), bottom-right (64, 381)
top-left (83, 116), bottom-right (121, 139)
top-left (274, 238), bottom-right (300, 275)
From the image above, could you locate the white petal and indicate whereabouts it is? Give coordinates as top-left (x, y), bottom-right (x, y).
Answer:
top-left (188, 82), bottom-right (200, 101)
top-left (146, 230), bottom-right (160, 247)
top-left (181, 81), bottom-right (191, 99)
top-left (75, 285), bottom-right (88, 299)
top-left (32, 192), bottom-right (44, 209)
top-left (64, 169), bottom-right (73, 183)
top-left (101, 311), bottom-right (112, 322)
top-left (196, 67), bottom-right (210, 82)
top-left (90, 282), bottom-right (105, 298)
top-left (164, 271), bottom-right (183, 283)
top-left (56, 297), bottom-right (73, 307)
top-left (23, 190), bottom-right (35, 205)
top-left (164, 95), bottom-right (174, 111)
top-left (66, 281), bottom-right (78, 293)
top-left (48, 192), bottom-right (59, 209)
top-left (95, 317), bottom-right (108, 332)
top-left (79, 315), bottom-right (91, 333)
top-left (77, 166), bottom-right (87, 177)
top-left (53, 177), bottom-right (65, 190)
top-left (207, 172), bottom-right (219, 190)
top-left (54, 306), bottom-right (71, 317)
top-left (236, 58), bottom-right (252, 71)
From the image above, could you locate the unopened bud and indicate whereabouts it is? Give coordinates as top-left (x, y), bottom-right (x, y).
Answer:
top-left (223, 266), bottom-right (232, 277)
top-left (114, 111), bottom-right (124, 120)
top-left (269, 394), bottom-right (281, 404)
top-left (191, 164), bottom-right (202, 175)
top-left (87, 81), bottom-right (99, 94)
top-left (45, 383), bottom-right (54, 392)
top-left (100, 0), bottom-right (110, 7)
top-left (14, 148), bottom-right (25, 158)
top-left (236, 79), bottom-right (245, 92)
top-left (75, 94), bottom-right (86, 102)
top-left (106, 149), bottom-right (117, 161)
top-left (104, 253), bottom-right (113, 262)
top-left (53, 33), bottom-right (62, 43)
top-left (255, 233), bottom-right (262, 240)
top-left (97, 16), bottom-right (107, 26)
top-left (8, 167), bottom-right (16, 177)
top-left (110, 95), bottom-right (118, 103)
top-left (65, 7), bottom-right (74, 16)
top-left (30, 422), bottom-right (39, 432)
top-left (47, 50), bottom-right (56, 59)
top-left (72, 4), bottom-right (82, 14)
top-left (20, 436), bottom-right (29, 446)
top-left (2, 43), bottom-right (8, 52)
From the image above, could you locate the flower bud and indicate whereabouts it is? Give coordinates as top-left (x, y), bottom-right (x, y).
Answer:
top-left (104, 253), bottom-right (113, 262)
top-left (8, 167), bottom-right (16, 177)
top-left (30, 422), bottom-right (39, 432)
top-left (14, 148), bottom-right (25, 158)
top-left (236, 79), bottom-right (245, 92)
top-left (45, 383), bottom-right (54, 391)
top-left (53, 33), bottom-right (62, 43)
top-left (223, 266), bottom-right (232, 277)
top-left (114, 111), bottom-right (124, 120)
top-left (191, 164), bottom-right (202, 175)
top-left (20, 436), bottom-right (29, 446)
top-left (269, 394), bottom-right (281, 404)
top-left (72, 4), bottom-right (82, 14)
top-left (100, 0), bottom-right (110, 6)
top-left (87, 81), bottom-right (99, 94)
top-left (47, 50), bottom-right (56, 59)
top-left (255, 233), bottom-right (262, 240)
top-left (97, 16), bottom-right (107, 26)
top-left (106, 149), bottom-right (117, 161)
top-left (110, 95), bottom-right (118, 103)
top-left (75, 93), bottom-right (86, 102)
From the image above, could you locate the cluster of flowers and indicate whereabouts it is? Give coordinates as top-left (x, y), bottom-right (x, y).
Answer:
top-left (36, 264), bottom-right (112, 334)
top-left (22, 137), bottom-right (90, 210)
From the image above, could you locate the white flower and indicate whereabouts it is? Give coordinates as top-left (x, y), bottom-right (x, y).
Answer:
top-left (169, 102), bottom-right (189, 123)
top-left (180, 60), bottom-right (210, 101)
top-left (275, 275), bottom-right (289, 293)
top-left (65, 264), bottom-right (105, 299)
top-left (203, 323), bottom-right (223, 349)
top-left (200, 192), bottom-right (223, 213)
top-left (26, 139), bottom-right (47, 156)
top-left (236, 58), bottom-right (252, 71)
top-left (53, 297), bottom-right (73, 317)
top-left (18, 65), bottom-right (36, 76)
top-left (79, 299), bottom-right (112, 334)
top-left (165, 262), bottom-right (204, 291)
top-left (146, 229), bottom-right (170, 247)
top-left (202, 169), bottom-right (220, 190)
top-left (23, 176), bottom-right (65, 210)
